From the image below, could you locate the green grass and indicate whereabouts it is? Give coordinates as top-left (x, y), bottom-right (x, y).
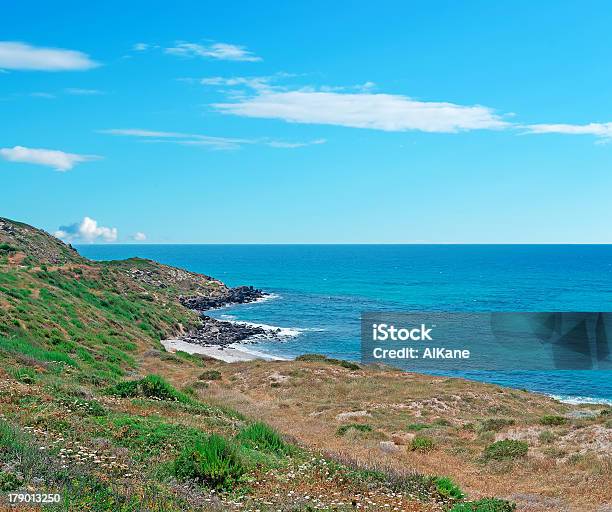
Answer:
top-left (410, 435), bottom-right (436, 452)
top-left (174, 435), bottom-right (245, 489)
top-left (434, 476), bottom-right (464, 500)
top-left (0, 335), bottom-right (76, 366)
top-left (406, 422), bottom-right (430, 431)
top-left (539, 415), bottom-right (567, 426)
top-left (100, 414), bottom-right (207, 459)
top-left (450, 498), bottom-right (516, 511)
top-left (479, 418), bottom-right (515, 432)
top-left (295, 353), bottom-right (360, 371)
top-left (336, 423), bottom-right (373, 436)
top-left (236, 421), bottom-right (291, 455)
top-left (198, 369), bottom-right (222, 381)
top-left (484, 440), bottom-right (528, 461)
top-left (106, 375), bottom-right (192, 403)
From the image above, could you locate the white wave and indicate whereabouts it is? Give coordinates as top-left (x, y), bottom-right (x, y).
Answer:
top-left (549, 394), bottom-right (612, 406)
top-left (225, 318), bottom-right (302, 339)
top-left (252, 292), bottom-right (281, 303)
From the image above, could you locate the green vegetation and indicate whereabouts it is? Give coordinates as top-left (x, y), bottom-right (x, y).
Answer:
top-left (406, 422), bottom-right (430, 431)
top-left (174, 435), bottom-right (245, 489)
top-left (434, 476), bottom-right (464, 500)
top-left (198, 369), bottom-right (222, 381)
top-left (538, 430), bottom-right (556, 444)
top-left (539, 415), bottom-right (567, 426)
top-left (410, 435), bottom-right (436, 452)
top-left (295, 353), bottom-right (360, 370)
top-left (450, 498), bottom-right (516, 511)
top-left (106, 375), bottom-right (192, 403)
top-left (236, 422), bottom-right (290, 454)
top-left (336, 423), bottom-right (373, 436)
top-left (479, 418), bottom-right (515, 432)
top-left (484, 440), bottom-right (528, 461)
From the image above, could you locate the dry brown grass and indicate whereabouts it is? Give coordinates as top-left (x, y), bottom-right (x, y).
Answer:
top-left (146, 356), bottom-right (611, 512)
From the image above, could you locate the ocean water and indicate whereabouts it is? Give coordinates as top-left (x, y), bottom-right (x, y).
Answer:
top-left (77, 245), bottom-right (612, 404)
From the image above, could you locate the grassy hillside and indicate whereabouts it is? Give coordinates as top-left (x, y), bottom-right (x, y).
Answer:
top-left (0, 217), bottom-right (608, 511)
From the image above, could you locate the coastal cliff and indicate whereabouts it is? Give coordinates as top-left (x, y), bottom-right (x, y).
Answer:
top-left (0, 217), bottom-right (609, 511)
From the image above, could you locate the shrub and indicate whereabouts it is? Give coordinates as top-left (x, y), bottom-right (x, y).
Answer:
top-left (450, 498), bottom-right (516, 511)
top-left (198, 370), bottom-right (222, 381)
top-left (479, 418), bottom-right (515, 432)
top-left (0, 471), bottom-right (23, 492)
top-left (410, 435), bottom-right (436, 452)
top-left (338, 360), bottom-right (361, 371)
top-left (295, 354), bottom-right (328, 362)
top-left (107, 375), bottom-right (190, 403)
top-left (432, 418), bottom-right (451, 427)
top-left (538, 430), bottom-right (556, 444)
top-left (434, 476), bottom-right (464, 500)
top-left (236, 422), bottom-right (289, 454)
top-left (59, 396), bottom-right (107, 417)
top-left (0, 244), bottom-right (16, 255)
top-left (295, 353), bottom-right (360, 370)
top-left (336, 423), bottom-right (373, 436)
top-left (484, 440), bottom-right (528, 461)
top-left (174, 435), bottom-right (244, 489)
top-left (407, 423), bottom-right (430, 431)
top-left (539, 415), bottom-right (566, 426)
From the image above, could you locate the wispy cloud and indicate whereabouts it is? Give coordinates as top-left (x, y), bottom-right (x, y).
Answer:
top-left (165, 42), bottom-right (261, 62)
top-left (523, 122), bottom-right (612, 141)
top-left (0, 41), bottom-right (99, 71)
top-left (132, 43), bottom-right (151, 51)
top-left (65, 88), bottom-right (105, 96)
top-left (100, 128), bottom-right (325, 151)
top-left (55, 217), bottom-right (117, 243)
top-left (266, 139), bottom-right (327, 149)
top-left (100, 128), bottom-right (250, 150)
top-left (213, 88), bottom-right (508, 133)
top-left (29, 92), bottom-right (56, 99)
top-left (131, 232), bottom-right (147, 241)
top-left (0, 146), bottom-right (101, 171)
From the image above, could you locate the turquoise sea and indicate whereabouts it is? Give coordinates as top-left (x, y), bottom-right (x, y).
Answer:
top-left (78, 245), bottom-right (612, 404)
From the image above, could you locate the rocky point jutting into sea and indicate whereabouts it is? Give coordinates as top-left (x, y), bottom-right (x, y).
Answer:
top-left (177, 285), bottom-right (283, 347)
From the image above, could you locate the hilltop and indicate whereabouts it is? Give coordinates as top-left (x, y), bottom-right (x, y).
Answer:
top-left (0, 217), bottom-right (610, 511)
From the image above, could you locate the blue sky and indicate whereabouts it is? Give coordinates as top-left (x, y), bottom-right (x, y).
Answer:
top-left (2, 1), bottom-right (612, 243)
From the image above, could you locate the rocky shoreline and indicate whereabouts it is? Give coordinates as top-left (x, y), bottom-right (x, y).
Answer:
top-left (178, 286), bottom-right (282, 348)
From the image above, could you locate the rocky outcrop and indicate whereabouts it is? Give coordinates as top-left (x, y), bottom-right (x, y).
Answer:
top-left (179, 285), bottom-right (267, 311)
top-left (177, 315), bottom-right (281, 347)
top-left (176, 286), bottom-right (273, 347)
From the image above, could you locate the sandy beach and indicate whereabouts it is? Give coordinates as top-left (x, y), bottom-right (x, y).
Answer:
top-left (161, 338), bottom-right (284, 363)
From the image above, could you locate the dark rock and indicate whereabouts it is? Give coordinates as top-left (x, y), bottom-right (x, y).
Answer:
top-left (177, 286), bottom-right (273, 347)
top-left (178, 315), bottom-right (274, 347)
top-left (179, 285), bottom-right (267, 311)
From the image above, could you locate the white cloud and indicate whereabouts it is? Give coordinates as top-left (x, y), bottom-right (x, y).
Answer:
top-left (65, 88), bottom-right (105, 95)
top-left (132, 43), bottom-right (150, 51)
top-left (132, 232), bottom-right (147, 241)
top-left (0, 146), bottom-right (100, 171)
top-left (266, 138), bottom-right (327, 148)
top-left (100, 128), bottom-right (250, 150)
top-left (197, 75), bottom-right (271, 90)
top-left (165, 42), bottom-right (261, 62)
top-left (214, 89), bottom-right (508, 133)
top-left (524, 122), bottom-right (612, 141)
top-left (0, 41), bottom-right (99, 71)
top-left (29, 92), bottom-right (55, 99)
top-left (54, 217), bottom-right (117, 243)
top-left (100, 128), bottom-right (322, 151)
